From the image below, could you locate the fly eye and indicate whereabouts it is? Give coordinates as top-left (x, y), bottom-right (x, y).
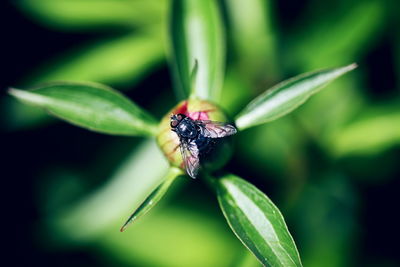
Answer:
top-left (177, 114), bottom-right (182, 120)
top-left (171, 120), bottom-right (178, 127)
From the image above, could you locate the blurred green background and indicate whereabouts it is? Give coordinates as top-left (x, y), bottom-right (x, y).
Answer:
top-left (1, 0), bottom-right (399, 266)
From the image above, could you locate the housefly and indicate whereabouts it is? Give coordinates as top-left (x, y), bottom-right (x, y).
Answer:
top-left (170, 113), bottom-right (237, 178)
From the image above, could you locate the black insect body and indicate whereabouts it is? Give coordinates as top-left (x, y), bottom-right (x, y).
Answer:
top-left (170, 113), bottom-right (237, 178)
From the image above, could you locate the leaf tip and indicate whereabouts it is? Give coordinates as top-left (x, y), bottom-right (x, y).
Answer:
top-left (120, 219), bottom-right (134, 232)
top-left (346, 62), bottom-right (358, 71)
top-left (7, 87), bottom-right (21, 97)
top-left (7, 87), bottom-right (33, 102)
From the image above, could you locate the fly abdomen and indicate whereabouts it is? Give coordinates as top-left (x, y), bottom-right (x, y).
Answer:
top-left (195, 135), bottom-right (215, 156)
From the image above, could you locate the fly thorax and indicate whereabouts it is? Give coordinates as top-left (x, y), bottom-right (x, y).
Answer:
top-left (177, 120), bottom-right (198, 139)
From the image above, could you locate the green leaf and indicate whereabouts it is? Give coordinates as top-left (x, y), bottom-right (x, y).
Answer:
top-left (8, 82), bottom-right (158, 136)
top-left (15, 0), bottom-right (167, 30)
top-left (224, 0), bottom-right (279, 81)
top-left (9, 32), bottom-right (164, 131)
top-left (235, 64), bottom-right (357, 130)
top-left (26, 32), bottom-right (164, 87)
top-left (170, 0), bottom-right (225, 101)
top-left (216, 174), bottom-right (302, 267)
top-left (294, 71), bottom-right (363, 139)
top-left (329, 107), bottom-right (400, 157)
top-left (120, 167), bottom-right (182, 232)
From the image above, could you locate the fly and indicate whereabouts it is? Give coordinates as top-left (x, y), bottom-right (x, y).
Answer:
top-left (170, 113), bottom-right (237, 178)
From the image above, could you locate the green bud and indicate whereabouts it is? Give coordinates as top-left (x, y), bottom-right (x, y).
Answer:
top-left (157, 99), bottom-right (235, 176)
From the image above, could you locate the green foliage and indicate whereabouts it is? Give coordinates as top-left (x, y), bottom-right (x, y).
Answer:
top-left (28, 32), bottom-right (164, 87)
top-left (9, 82), bottom-right (158, 136)
top-left (329, 107), bottom-right (400, 157)
top-left (6, 0), bottom-right (399, 266)
top-left (235, 64), bottom-right (357, 130)
top-left (216, 174), bottom-right (302, 266)
top-left (224, 0), bottom-right (279, 81)
top-left (16, 0), bottom-right (167, 30)
top-left (7, 1), bottom-right (361, 265)
top-left (288, 0), bottom-right (384, 70)
top-left (170, 0), bottom-right (225, 101)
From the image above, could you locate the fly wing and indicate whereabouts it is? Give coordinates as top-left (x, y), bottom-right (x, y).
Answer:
top-left (179, 139), bottom-right (200, 178)
top-left (196, 120), bottom-right (237, 138)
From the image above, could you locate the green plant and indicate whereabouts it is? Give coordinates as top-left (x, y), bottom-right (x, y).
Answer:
top-left (8, 0), bottom-right (358, 266)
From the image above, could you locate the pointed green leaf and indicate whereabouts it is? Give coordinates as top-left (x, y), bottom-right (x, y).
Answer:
top-left (120, 167), bottom-right (182, 232)
top-left (170, 0), bottom-right (225, 101)
top-left (235, 64), bottom-right (357, 130)
top-left (8, 82), bottom-right (157, 136)
top-left (216, 174), bottom-right (302, 266)
top-left (8, 32), bottom-right (164, 131)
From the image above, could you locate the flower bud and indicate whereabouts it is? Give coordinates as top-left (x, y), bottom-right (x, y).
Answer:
top-left (157, 99), bottom-right (234, 175)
